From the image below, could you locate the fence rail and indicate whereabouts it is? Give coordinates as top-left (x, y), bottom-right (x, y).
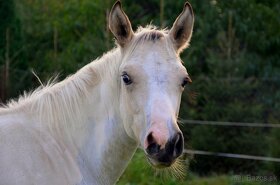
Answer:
top-left (182, 120), bottom-right (280, 163)
top-left (184, 149), bottom-right (280, 163)
top-left (181, 119), bottom-right (280, 128)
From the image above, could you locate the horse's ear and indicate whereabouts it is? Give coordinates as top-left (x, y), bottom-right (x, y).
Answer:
top-left (109, 1), bottom-right (134, 47)
top-left (169, 2), bottom-right (194, 53)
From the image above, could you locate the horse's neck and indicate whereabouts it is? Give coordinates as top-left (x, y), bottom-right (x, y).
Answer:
top-left (75, 49), bottom-right (138, 184)
top-left (25, 48), bottom-right (120, 148)
top-left (78, 113), bottom-right (137, 184)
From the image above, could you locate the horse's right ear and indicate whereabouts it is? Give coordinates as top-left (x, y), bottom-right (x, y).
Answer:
top-left (109, 1), bottom-right (134, 47)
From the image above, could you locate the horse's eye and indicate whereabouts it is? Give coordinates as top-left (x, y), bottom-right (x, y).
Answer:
top-left (181, 77), bottom-right (192, 88)
top-left (122, 73), bottom-right (132, 85)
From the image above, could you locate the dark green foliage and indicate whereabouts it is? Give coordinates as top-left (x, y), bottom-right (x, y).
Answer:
top-left (179, 0), bottom-right (280, 176)
top-left (0, 0), bottom-right (24, 101)
top-left (268, 129), bottom-right (280, 178)
top-left (0, 0), bottom-right (279, 178)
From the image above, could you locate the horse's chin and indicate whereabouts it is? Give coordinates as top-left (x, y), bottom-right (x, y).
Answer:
top-left (146, 156), bottom-right (175, 169)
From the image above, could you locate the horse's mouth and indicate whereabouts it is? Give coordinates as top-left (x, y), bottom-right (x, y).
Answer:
top-left (146, 155), bottom-right (176, 168)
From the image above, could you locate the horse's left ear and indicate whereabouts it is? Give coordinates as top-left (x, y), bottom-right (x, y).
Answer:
top-left (109, 1), bottom-right (134, 47)
top-left (169, 2), bottom-right (194, 53)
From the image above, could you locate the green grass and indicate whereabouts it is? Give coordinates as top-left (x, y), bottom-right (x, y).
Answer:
top-left (117, 150), bottom-right (278, 185)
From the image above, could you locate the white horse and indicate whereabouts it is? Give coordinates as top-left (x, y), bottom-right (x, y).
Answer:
top-left (0, 1), bottom-right (194, 184)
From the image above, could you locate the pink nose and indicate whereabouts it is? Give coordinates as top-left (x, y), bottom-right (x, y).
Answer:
top-left (144, 126), bottom-right (169, 150)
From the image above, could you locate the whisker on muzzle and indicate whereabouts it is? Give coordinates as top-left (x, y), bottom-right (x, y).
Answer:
top-left (150, 155), bottom-right (189, 180)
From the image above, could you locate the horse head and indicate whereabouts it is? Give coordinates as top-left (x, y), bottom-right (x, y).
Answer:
top-left (109, 1), bottom-right (194, 168)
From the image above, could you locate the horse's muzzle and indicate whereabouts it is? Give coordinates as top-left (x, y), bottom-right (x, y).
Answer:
top-left (145, 132), bottom-right (184, 167)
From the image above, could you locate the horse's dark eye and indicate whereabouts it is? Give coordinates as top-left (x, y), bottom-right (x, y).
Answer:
top-left (181, 77), bottom-right (192, 88)
top-left (181, 80), bottom-right (188, 87)
top-left (122, 73), bottom-right (132, 85)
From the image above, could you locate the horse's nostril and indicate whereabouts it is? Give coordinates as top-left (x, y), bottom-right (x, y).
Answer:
top-left (174, 132), bottom-right (184, 157)
top-left (147, 132), bottom-right (154, 145)
top-left (146, 132), bottom-right (161, 155)
top-left (146, 143), bottom-right (161, 155)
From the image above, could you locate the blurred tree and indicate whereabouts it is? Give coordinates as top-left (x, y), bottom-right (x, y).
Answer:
top-left (179, 0), bottom-right (280, 175)
top-left (0, 0), bottom-right (22, 102)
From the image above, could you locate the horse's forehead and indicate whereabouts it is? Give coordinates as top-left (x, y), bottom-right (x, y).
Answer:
top-left (134, 49), bottom-right (182, 73)
top-left (128, 42), bottom-right (178, 66)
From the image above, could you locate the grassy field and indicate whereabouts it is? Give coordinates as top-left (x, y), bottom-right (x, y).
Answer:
top-left (117, 150), bottom-right (278, 185)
